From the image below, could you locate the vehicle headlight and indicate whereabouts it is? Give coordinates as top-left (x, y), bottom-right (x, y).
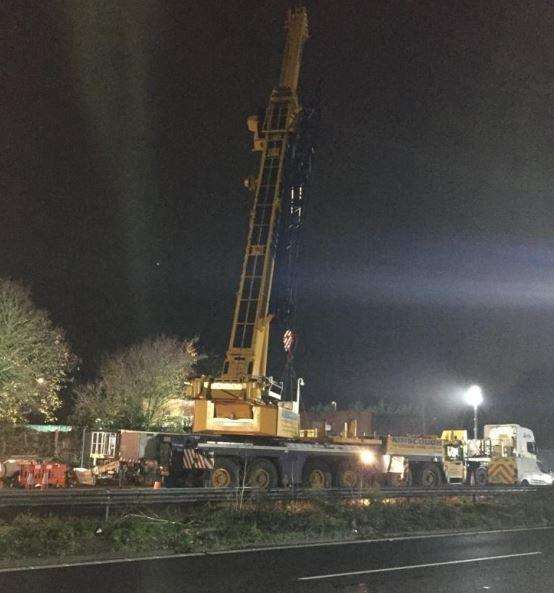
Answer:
top-left (360, 450), bottom-right (376, 466)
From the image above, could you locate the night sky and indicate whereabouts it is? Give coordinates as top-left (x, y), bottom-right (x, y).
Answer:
top-left (4, 2), bottom-right (554, 437)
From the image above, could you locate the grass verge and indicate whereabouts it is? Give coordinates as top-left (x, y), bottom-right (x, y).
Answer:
top-left (0, 490), bottom-right (552, 566)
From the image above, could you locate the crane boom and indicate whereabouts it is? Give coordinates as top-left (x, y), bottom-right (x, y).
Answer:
top-left (280, 6), bottom-right (309, 92)
top-left (223, 6), bottom-right (308, 382)
top-left (187, 7), bottom-right (310, 439)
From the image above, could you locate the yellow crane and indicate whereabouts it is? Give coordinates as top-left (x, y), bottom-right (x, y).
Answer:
top-left (187, 7), bottom-right (310, 439)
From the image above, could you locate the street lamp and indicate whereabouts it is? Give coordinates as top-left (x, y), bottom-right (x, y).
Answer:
top-left (466, 385), bottom-right (483, 439)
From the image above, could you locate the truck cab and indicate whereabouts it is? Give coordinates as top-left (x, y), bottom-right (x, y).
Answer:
top-left (484, 424), bottom-right (553, 486)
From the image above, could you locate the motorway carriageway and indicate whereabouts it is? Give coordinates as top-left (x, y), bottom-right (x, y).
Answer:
top-left (1, 525), bottom-right (554, 593)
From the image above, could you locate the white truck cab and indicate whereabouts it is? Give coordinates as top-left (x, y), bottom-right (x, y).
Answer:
top-left (484, 424), bottom-right (553, 486)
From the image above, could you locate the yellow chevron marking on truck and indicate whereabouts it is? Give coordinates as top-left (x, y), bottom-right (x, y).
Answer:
top-left (487, 458), bottom-right (517, 484)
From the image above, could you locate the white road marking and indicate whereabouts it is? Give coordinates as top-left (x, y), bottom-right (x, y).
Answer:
top-left (298, 551), bottom-right (542, 581)
top-left (213, 524), bottom-right (554, 555)
top-left (0, 525), bottom-right (551, 574)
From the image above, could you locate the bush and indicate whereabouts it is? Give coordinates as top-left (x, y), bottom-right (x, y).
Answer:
top-left (0, 514), bottom-right (99, 559)
top-left (104, 516), bottom-right (194, 553)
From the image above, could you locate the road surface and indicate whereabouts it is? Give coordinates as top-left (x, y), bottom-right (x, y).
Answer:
top-left (2, 525), bottom-right (554, 593)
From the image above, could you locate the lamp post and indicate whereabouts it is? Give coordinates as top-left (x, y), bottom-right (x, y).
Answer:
top-left (294, 377), bottom-right (305, 413)
top-left (466, 385), bottom-right (483, 439)
top-left (296, 377), bottom-right (305, 402)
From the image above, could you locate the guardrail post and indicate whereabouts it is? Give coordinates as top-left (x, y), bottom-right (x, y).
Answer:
top-left (105, 492), bottom-right (110, 522)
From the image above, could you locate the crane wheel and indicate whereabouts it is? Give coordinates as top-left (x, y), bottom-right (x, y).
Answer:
top-left (210, 458), bottom-right (240, 488)
top-left (338, 467), bottom-right (362, 489)
top-left (303, 461), bottom-right (332, 489)
top-left (247, 459), bottom-right (278, 490)
top-left (420, 464), bottom-right (442, 488)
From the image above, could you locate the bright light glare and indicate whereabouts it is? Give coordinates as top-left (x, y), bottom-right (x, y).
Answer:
top-left (360, 450), bottom-right (375, 465)
top-left (466, 384), bottom-right (483, 407)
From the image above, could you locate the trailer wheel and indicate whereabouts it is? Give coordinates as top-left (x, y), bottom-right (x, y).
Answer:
top-left (475, 466), bottom-right (488, 487)
top-left (247, 459), bottom-right (278, 490)
top-left (303, 461), bottom-right (332, 489)
top-left (420, 464), bottom-right (442, 488)
top-left (211, 458), bottom-right (240, 488)
top-left (338, 466), bottom-right (362, 489)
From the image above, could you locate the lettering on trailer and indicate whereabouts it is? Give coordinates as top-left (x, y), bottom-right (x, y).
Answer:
top-left (210, 418), bottom-right (255, 426)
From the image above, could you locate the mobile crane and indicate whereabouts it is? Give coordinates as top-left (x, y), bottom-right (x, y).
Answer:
top-left (176, 7), bottom-right (385, 489)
